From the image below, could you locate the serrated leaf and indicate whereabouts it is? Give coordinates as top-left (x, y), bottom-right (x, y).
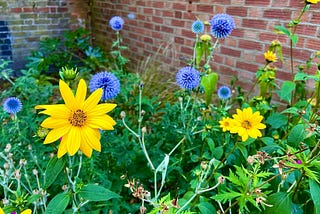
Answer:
top-left (45, 192), bottom-right (70, 214)
top-left (79, 184), bottom-right (120, 202)
top-left (266, 112), bottom-right (287, 129)
top-left (277, 81), bottom-right (296, 103)
top-left (265, 192), bottom-right (292, 214)
top-left (211, 190), bottom-right (241, 203)
top-left (198, 202), bottom-right (216, 214)
top-left (44, 156), bottom-right (66, 189)
top-left (288, 124), bottom-right (305, 148)
top-left (201, 72), bottom-right (218, 105)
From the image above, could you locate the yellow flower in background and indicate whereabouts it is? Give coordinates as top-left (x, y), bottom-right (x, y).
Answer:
top-left (200, 34), bottom-right (212, 42)
top-left (35, 79), bottom-right (117, 158)
top-left (306, 0), bottom-right (320, 4)
top-left (229, 108), bottom-right (266, 142)
top-left (219, 117), bottom-right (234, 132)
top-left (264, 50), bottom-right (277, 63)
top-left (0, 208), bottom-right (31, 214)
top-left (21, 209), bottom-right (32, 214)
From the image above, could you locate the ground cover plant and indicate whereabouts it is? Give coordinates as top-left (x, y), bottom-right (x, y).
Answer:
top-left (1, 0), bottom-right (320, 213)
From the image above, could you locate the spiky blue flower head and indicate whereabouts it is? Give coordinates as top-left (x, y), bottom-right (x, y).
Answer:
top-left (218, 86), bottom-right (231, 99)
top-left (3, 97), bottom-right (22, 114)
top-left (210, 14), bottom-right (235, 39)
top-left (109, 16), bottom-right (124, 31)
top-left (176, 66), bottom-right (200, 90)
top-left (89, 71), bottom-right (120, 101)
top-left (192, 20), bottom-right (205, 34)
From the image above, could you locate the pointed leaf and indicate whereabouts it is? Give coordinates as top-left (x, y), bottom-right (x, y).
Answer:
top-left (265, 192), bottom-right (292, 214)
top-left (79, 184), bottom-right (120, 202)
top-left (45, 192), bottom-right (70, 214)
top-left (198, 202), bottom-right (216, 214)
top-left (310, 179), bottom-right (320, 214)
top-left (44, 156), bottom-right (66, 189)
top-left (201, 72), bottom-right (218, 105)
top-left (288, 124), bottom-right (305, 148)
top-left (277, 81), bottom-right (296, 103)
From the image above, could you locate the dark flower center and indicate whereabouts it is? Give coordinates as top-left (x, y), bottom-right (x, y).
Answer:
top-left (69, 109), bottom-right (87, 127)
top-left (242, 120), bottom-right (252, 129)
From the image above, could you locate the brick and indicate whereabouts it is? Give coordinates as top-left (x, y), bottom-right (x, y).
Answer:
top-left (239, 40), bottom-right (263, 51)
top-left (263, 9), bottom-right (292, 20)
top-left (245, 0), bottom-right (271, 6)
top-left (226, 7), bottom-right (248, 17)
top-left (220, 47), bottom-right (241, 57)
top-left (242, 19), bottom-right (267, 30)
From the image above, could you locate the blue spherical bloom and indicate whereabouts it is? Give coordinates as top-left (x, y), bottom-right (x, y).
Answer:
top-left (109, 16), bottom-right (124, 31)
top-left (176, 66), bottom-right (200, 90)
top-left (192, 20), bottom-right (204, 34)
top-left (3, 97), bottom-right (22, 114)
top-left (127, 13), bottom-right (135, 20)
top-left (210, 14), bottom-right (235, 39)
top-left (89, 72), bottom-right (120, 101)
top-left (218, 86), bottom-right (231, 99)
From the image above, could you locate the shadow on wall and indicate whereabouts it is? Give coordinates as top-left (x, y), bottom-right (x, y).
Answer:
top-left (0, 21), bottom-right (12, 61)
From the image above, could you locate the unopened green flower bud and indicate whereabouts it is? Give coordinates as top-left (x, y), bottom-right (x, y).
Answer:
top-left (59, 67), bottom-right (78, 81)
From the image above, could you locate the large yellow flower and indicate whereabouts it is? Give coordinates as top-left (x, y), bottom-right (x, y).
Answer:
top-left (35, 79), bottom-right (116, 158)
top-left (264, 51), bottom-right (277, 63)
top-left (229, 108), bottom-right (266, 142)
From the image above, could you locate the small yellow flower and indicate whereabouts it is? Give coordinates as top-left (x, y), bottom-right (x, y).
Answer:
top-left (264, 51), bottom-right (277, 63)
top-left (200, 34), bottom-right (212, 42)
top-left (229, 108), bottom-right (266, 142)
top-left (306, 0), bottom-right (320, 4)
top-left (219, 117), bottom-right (234, 132)
top-left (21, 209), bottom-right (32, 214)
top-left (35, 79), bottom-right (117, 158)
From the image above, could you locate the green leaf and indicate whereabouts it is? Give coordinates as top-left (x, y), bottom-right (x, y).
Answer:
top-left (266, 112), bottom-right (288, 129)
top-left (294, 72), bottom-right (319, 81)
top-left (201, 72), bottom-right (218, 105)
top-left (198, 202), bottom-right (216, 214)
top-left (45, 192), bottom-right (70, 214)
top-left (274, 25), bottom-right (291, 36)
top-left (79, 184), bottom-right (120, 202)
top-left (211, 190), bottom-right (241, 203)
top-left (277, 81), bottom-right (296, 103)
top-left (309, 180), bottom-right (320, 214)
top-left (265, 192), bottom-right (292, 214)
top-left (290, 34), bottom-right (299, 46)
top-left (212, 146), bottom-right (223, 159)
top-left (44, 156), bottom-right (66, 189)
top-left (195, 41), bottom-right (204, 68)
top-left (288, 124), bottom-right (305, 148)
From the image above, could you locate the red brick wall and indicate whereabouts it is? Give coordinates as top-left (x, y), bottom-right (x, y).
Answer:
top-left (0, 0), bottom-right (89, 69)
top-left (91, 0), bottom-right (320, 89)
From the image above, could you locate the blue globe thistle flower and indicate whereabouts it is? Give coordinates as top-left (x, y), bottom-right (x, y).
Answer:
top-left (176, 66), bottom-right (200, 90)
top-left (218, 86), bottom-right (231, 99)
top-left (192, 20), bottom-right (205, 34)
top-left (210, 14), bottom-right (235, 39)
top-left (127, 13), bottom-right (135, 20)
top-left (89, 72), bottom-right (120, 101)
top-left (3, 97), bottom-right (22, 114)
top-left (109, 16), bottom-right (124, 31)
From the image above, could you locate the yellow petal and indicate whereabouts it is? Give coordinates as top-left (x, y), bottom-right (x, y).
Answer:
top-left (0, 207), bottom-right (4, 214)
top-left (83, 88), bottom-right (103, 111)
top-left (21, 209), bottom-right (32, 214)
top-left (87, 103), bottom-right (117, 116)
top-left (59, 80), bottom-right (77, 110)
top-left (80, 141), bottom-right (93, 157)
top-left (82, 127), bottom-right (101, 151)
top-left (66, 127), bottom-right (81, 156)
top-left (75, 79), bottom-right (87, 105)
top-left (36, 104), bottom-right (70, 118)
top-left (44, 126), bottom-right (71, 144)
top-left (41, 117), bottom-right (69, 129)
top-left (58, 135), bottom-right (68, 158)
top-left (87, 115), bottom-right (116, 130)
